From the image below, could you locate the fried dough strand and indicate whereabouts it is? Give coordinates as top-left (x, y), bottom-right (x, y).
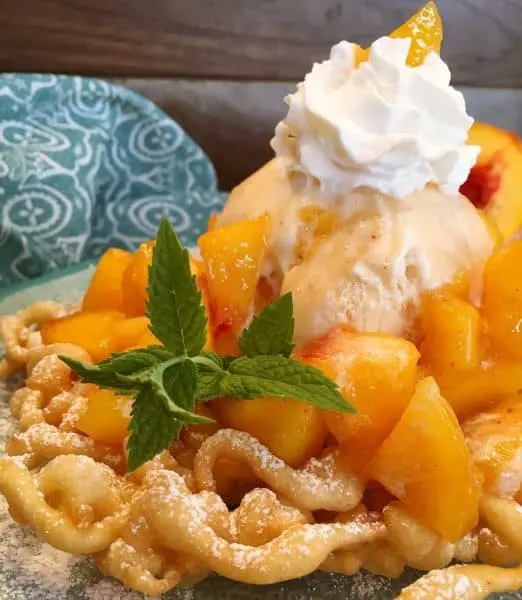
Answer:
top-left (194, 428), bottom-right (364, 512)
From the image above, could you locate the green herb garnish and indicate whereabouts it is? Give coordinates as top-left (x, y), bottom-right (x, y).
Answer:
top-left (61, 218), bottom-right (354, 471)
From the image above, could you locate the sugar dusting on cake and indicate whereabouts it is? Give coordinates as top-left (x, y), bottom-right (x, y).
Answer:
top-left (3, 373), bottom-right (519, 599)
top-left (0, 377), bottom-right (397, 599)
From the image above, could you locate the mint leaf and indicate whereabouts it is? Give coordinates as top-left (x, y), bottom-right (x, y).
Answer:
top-left (197, 371), bottom-right (226, 402)
top-left (239, 293), bottom-right (295, 358)
top-left (221, 355), bottom-right (354, 413)
top-left (60, 356), bottom-right (142, 392)
top-left (60, 347), bottom-right (173, 391)
top-left (128, 360), bottom-right (214, 471)
top-left (97, 348), bottom-right (172, 374)
top-left (149, 360), bottom-right (211, 425)
top-left (127, 387), bottom-right (184, 471)
top-left (198, 351), bottom-right (223, 370)
top-left (147, 218), bottom-right (207, 356)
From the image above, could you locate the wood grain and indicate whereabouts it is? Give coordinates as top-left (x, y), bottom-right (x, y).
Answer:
top-left (1, 0), bottom-right (521, 87)
top-left (118, 79), bottom-right (522, 190)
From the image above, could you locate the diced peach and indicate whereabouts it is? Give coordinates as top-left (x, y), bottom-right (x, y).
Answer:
top-left (190, 257), bottom-right (213, 350)
top-left (214, 396), bottom-right (328, 468)
top-left (41, 310), bottom-right (125, 363)
top-left (42, 312), bottom-right (149, 362)
top-left (461, 122), bottom-right (522, 241)
top-left (356, 2), bottom-right (442, 67)
top-left (132, 329), bottom-right (161, 349)
top-left (198, 215), bottom-right (270, 332)
top-left (420, 291), bottom-right (483, 374)
top-left (76, 389), bottom-right (132, 445)
top-left (121, 242), bottom-right (212, 348)
top-left (438, 361), bottom-right (522, 419)
top-left (254, 277), bottom-right (277, 315)
top-left (212, 327), bottom-right (241, 356)
top-left (480, 212), bottom-right (504, 251)
top-left (82, 248), bottom-right (133, 313)
top-left (110, 317), bottom-right (150, 353)
top-left (482, 240), bottom-right (522, 360)
top-left (441, 270), bottom-right (471, 300)
top-left (462, 395), bottom-right (522, 496)
top-left (121, 241), bottom-right (155, 318)
top-left (369, 377), bottom-right (481, 542)
top-left (207, 213), bottom-right (219, 232)
top-left (297, 327), bottom-right (419, 473)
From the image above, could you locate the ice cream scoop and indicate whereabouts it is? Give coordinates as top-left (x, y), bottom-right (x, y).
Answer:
top-left (220, 163), bottom-right (494, 344)
top-left (217, 17), bottom-right (494, 346)
top-left (281, 186), bottom-right (493, 345)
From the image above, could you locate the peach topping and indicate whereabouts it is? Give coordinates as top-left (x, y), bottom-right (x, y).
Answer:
top-left (356, 1), bottom-right (442, 66)
top-left (45, 1), bottom-right (522, 545)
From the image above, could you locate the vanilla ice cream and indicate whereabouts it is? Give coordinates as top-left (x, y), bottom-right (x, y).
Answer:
top-left (217, 36), bottom-right (494, 345)
top-left (281, 187), bottom-right (493, 345)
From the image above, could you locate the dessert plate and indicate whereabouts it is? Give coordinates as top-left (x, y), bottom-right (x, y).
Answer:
top-left (0, 265), bottom-right (519, 599)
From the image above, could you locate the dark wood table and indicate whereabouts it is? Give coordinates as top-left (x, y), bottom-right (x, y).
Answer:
top-left (1, 0), bottom-right (521, 189)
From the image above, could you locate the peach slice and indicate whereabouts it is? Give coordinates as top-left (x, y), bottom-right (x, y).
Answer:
top-left (482, 240), bottom-right (522, 359)
top-left (121, 243), bottom-right (212, 348)
top-left (439, 361), bottom-right (522, 419)
top-left (110, 317), bottom-right (150, 353)
top-left (462, 395), bottom-right (522, 497)
top-left (82, 248), bottom-right (133, 313)
top-left (460, 122), bottom-right (522, 241)
top-left (41, 310), bottom-right (125, 363)
top-left (214, 396), bottom-right (328, 468)
top-left (121, 241), bottom-right (155, 318)
top-left (370, 377), bottom-right (481, 542)
top-left (356, 1), bottom-right (442, 66)
top-left (198, 215), bottom-right (271, 332)
top-left (132, 329), bottom-right (161, 349)
top-left (76, 389), bottom-right (132, 445)
top-left (420, 291), bottom-right (483, 374)
top-left (296, 327), bottom-right (419, 473)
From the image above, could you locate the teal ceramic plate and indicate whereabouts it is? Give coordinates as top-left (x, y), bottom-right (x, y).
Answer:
top-left (0, 266), bottom-right (519, 600)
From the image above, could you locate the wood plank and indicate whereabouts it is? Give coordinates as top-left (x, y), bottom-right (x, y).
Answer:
top-left (1, 0), bottom-right (521, 87)
top-left (119, 79), bottom-right (522, 190)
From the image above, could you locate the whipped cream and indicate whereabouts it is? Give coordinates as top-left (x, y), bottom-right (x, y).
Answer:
top-left (271, 36), bottom-right (479, 199)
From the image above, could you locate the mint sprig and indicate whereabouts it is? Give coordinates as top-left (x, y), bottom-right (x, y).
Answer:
top-left (128, 387), bottom-right (184, 471)
top-left (61, 218), bottom-right (354, 471)
top-left (147, 218), bottom-right (207, 356)
top-left (221, 355), bottom-right (352, 412)
top-left (239, 293), bottom-right (294, 357)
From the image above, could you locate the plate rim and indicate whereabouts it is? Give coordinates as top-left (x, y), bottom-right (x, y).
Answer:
top-left (0, 246), bottom-right (200, 307)
top-left (0, 260), bottom-right (97, 305)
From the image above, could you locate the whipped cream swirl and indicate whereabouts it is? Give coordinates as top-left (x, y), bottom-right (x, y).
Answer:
top-left (271, 37), bottom-right (479, 199)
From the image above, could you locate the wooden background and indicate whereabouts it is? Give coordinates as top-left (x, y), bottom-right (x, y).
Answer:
top-left (1, 0), bottom-right (522, 189)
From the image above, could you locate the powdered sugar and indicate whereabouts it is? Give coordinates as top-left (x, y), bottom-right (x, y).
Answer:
top-left (2, 377), bottom-right (522, 599)
top-left (84, 578), bottom-right (145, 600)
